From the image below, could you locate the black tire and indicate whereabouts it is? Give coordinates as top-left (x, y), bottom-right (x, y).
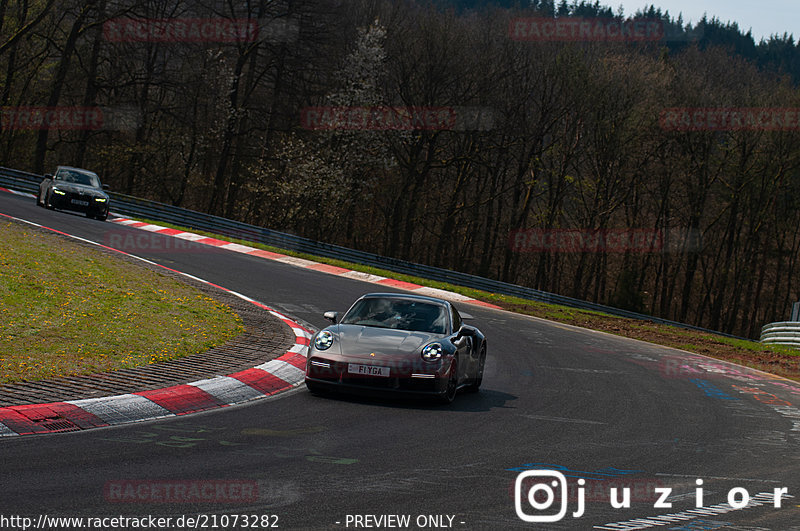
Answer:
top-left (466, 344), bottom-right (486, 393)
top-left (438, 358), bottom-right (458, 404)
top-left (36, 189), bottom-right (44, 207)
top-left (44, 190), bottom-right (54, 210)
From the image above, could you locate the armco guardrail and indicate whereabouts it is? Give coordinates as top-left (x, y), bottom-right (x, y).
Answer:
top-left (1, 165), bottom-right (746, 339)
top-left (0, 166), bottom-right (41, 195)
top-left (760, 322), bottom-right (800, 348)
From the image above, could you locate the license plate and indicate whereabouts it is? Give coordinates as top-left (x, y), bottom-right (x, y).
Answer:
top-left (71, 199), bottom-right (89, 206)
top-left (348, 363), bottom-right (390, 377)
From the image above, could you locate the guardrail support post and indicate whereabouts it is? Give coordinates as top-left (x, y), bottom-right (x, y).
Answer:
top-left (792, 302), bottom-right (800, 322)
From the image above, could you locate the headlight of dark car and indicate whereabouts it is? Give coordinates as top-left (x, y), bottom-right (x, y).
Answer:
top-left (52, 188), bottom-right (66, 195)
top-left (421, 342), bottom-right (443, 362)
top-left (314, 330), bottom-right (334, 351)
top-left (94, 197), bottom-right (108, 203)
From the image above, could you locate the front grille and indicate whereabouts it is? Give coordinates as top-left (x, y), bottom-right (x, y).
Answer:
top-left (306, 358), bottom-right (341, 381)
top-left (340, 377), bottom-right (400, 390)
top-left (307, 357), bottom-right (440, 394)
top-left (402, 377), bottom-right (439, 392)
top-left (72, 192), bottom-right (91, 201)
top-left (60, 191), bottom-right (92, 209)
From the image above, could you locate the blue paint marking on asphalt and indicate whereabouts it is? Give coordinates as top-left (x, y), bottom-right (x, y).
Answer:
top-left (504, 463), bottom-right (642, 479)
top-left (689, 379), bottom-right (740, 400)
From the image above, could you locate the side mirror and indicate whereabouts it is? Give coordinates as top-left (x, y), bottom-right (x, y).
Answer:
top-left (102, 184), bottom-right (110, 190)
top-left (455, 326), bottom-right (476, 340)
top-left (323, 311), bottom-right (338, 324)
top-left (44, 174), bottom-right (53, 180)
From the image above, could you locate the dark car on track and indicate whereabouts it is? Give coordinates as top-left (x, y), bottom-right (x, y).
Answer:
top-left (305, 292), bottom-right (487, 403)
top-left (37, 166), bottom-right (110, 221)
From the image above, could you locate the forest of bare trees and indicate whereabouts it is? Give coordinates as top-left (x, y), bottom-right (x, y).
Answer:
top-left (1, 0), bottom-right (799, 338)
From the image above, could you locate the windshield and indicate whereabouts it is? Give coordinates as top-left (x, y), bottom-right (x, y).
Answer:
top-left (341, 298), bottom-right (448, 334)
top-left (56, 169), bottom-right (101, 188)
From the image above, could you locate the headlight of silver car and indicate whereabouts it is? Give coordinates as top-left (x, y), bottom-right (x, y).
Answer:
top-left (421, 343), bottom-right (443, 362)
top-left (314, 330), bottom-right (334, 351)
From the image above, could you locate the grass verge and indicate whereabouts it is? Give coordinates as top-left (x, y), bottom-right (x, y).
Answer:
top-left (134, 217), bottom-right (800, 382)
top-left (0, 220), bottom-right (244, 384)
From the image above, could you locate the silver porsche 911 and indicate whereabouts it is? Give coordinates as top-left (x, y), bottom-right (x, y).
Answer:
top-left (304, 293), bottom-right (487, 403)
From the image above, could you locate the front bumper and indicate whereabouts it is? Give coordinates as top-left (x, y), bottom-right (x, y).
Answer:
top-left (49, 190), bottom-right (108, 216)
top-left (305, 357), bottom-right (447, 396)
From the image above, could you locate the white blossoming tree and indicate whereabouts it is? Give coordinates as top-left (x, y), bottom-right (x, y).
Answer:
top-left (266, 19), bottom-right (395, 237)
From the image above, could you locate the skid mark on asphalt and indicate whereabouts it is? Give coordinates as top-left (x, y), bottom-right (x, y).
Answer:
top-left (536, 365), bottom-right (625, 374)
top-left (241, 426), bottom-right (325, 437)
top-left (520, 414), bottom-right (606, 425)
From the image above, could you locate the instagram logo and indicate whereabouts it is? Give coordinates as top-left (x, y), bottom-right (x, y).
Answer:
top-left (514, 470), bottom-right (585, 522)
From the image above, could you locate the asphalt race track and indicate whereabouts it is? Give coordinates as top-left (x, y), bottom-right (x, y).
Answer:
top-left (1, 190), bottom-right (799, 530)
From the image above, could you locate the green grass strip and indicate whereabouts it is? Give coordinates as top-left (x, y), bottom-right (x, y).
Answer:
top-left (0, 220), bottom-right (243, 383)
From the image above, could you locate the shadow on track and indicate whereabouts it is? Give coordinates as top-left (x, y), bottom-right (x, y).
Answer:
top-left (305, 387), bottom-right (517, 412)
